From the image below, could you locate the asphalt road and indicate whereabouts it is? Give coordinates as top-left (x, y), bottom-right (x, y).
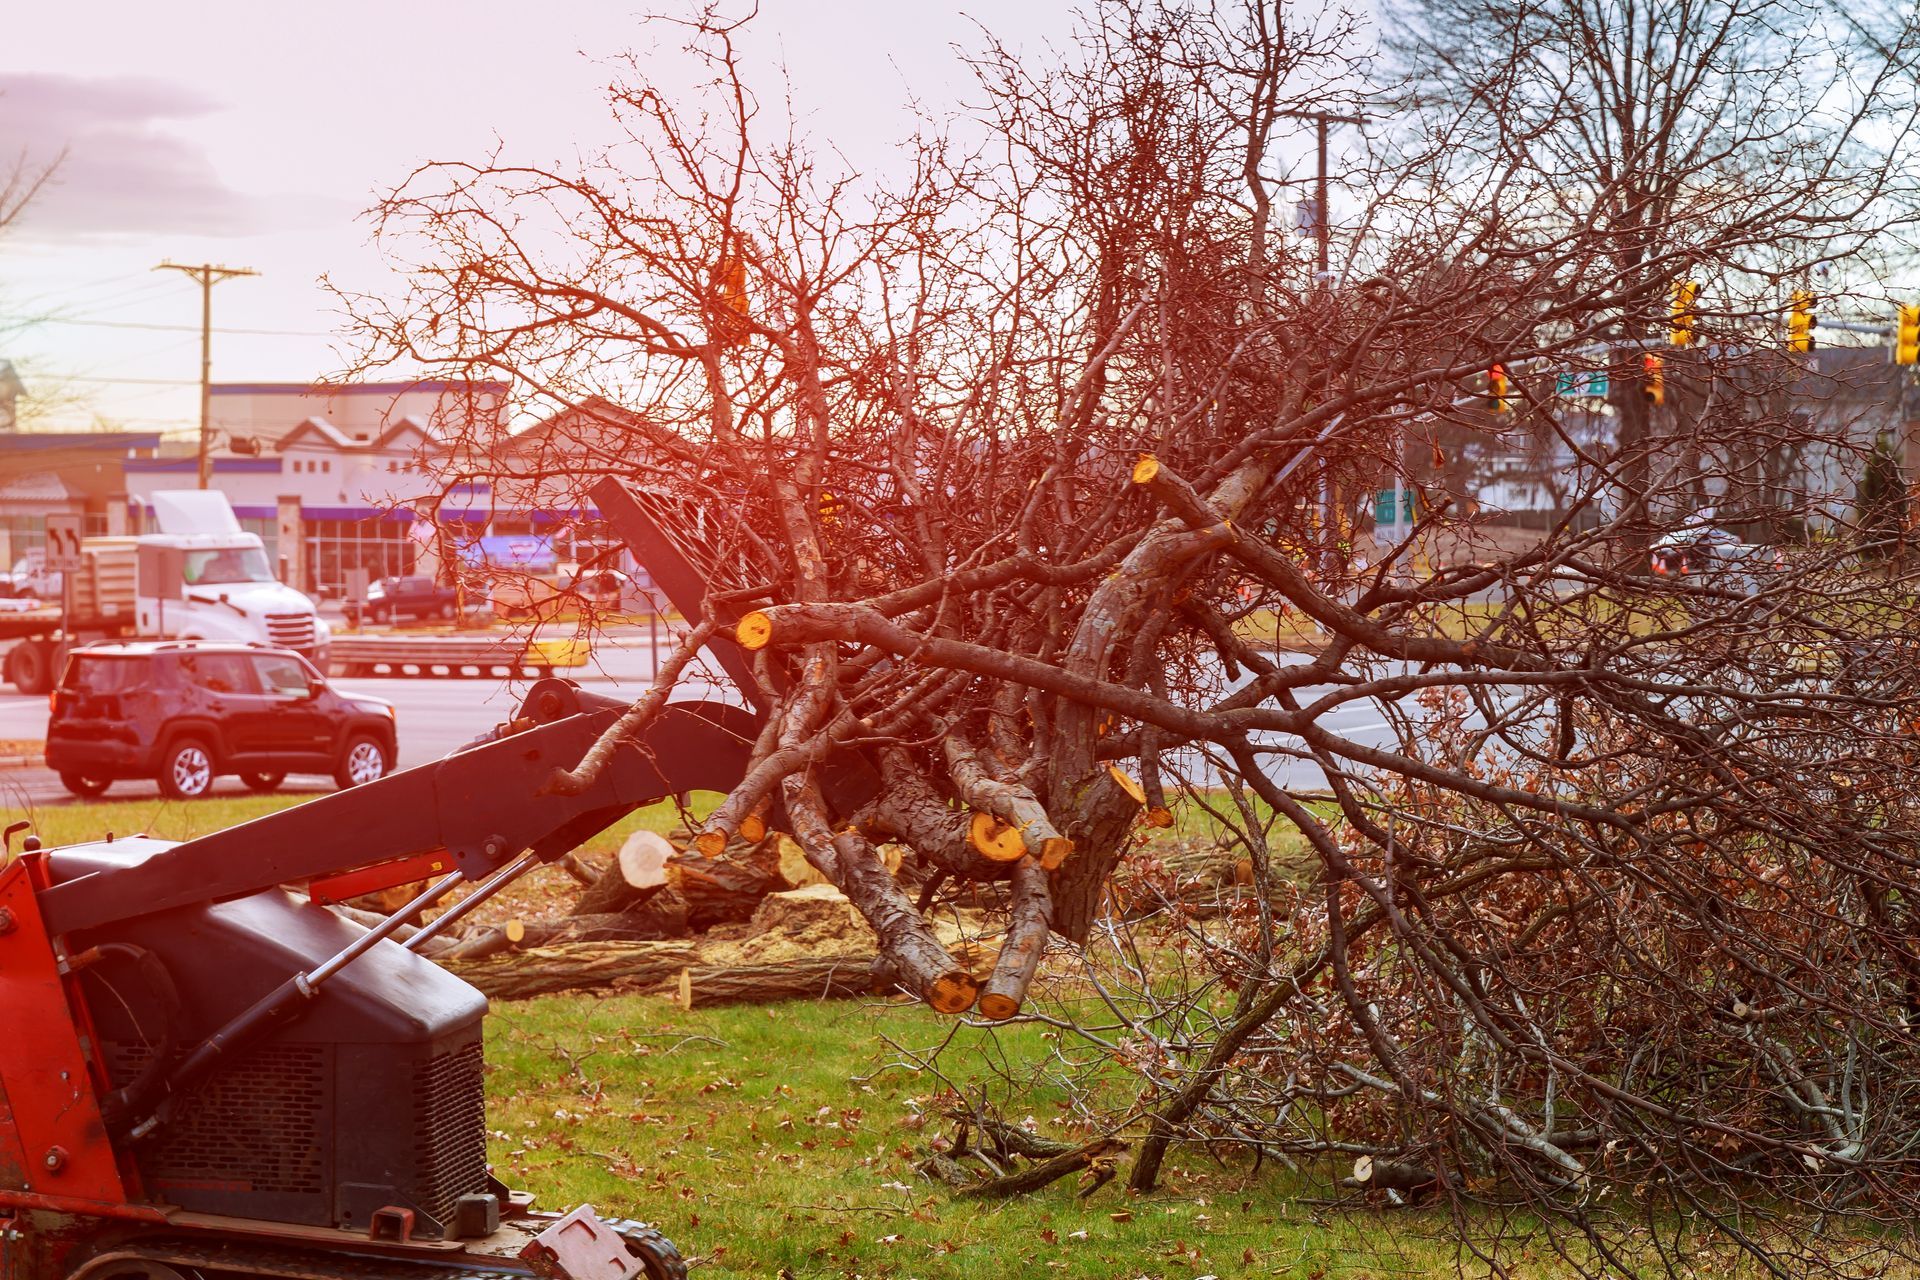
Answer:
top-left (0, 637), bottom-right (1411, 811)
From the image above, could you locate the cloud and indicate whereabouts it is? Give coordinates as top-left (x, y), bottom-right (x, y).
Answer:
top-left (0, 73), bottom-right (261, 237)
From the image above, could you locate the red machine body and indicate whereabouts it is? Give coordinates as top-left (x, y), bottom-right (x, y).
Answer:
top-left (0, 480), bottom-right (832, 1280)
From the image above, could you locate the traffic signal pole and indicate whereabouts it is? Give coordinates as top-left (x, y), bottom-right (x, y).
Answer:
top-left (155, 261), bottom-right (258, 489)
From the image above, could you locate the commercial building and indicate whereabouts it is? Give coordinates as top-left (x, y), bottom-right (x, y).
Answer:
top-left (120, 381), bottom-right (509, 595)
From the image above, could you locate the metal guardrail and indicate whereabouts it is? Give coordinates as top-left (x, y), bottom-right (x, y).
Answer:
top-left (330, 633), bottom-right (588, 679)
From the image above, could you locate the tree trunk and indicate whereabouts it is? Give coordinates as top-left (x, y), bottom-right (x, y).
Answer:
top-left (444, 941), bottom-right (698, 1000)
top-left (675, 955), bottom-right (884, 1007)
top-left (670, 848), bottom-right (789, 931)
top-left (442, 902), bottom-right (691, 961)
top-left (569, 829), bottom-right (675, 916)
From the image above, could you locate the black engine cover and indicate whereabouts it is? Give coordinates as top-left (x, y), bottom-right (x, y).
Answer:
top-left (51, 840), bottom-right (491, 1237)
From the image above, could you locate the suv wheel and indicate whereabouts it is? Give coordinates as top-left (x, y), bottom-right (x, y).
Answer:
top-left (336, 735), bottom-right (389, 789)
top-left (241, 771), bottom-right (285, 793)
top-left (159, 738), bottom-right (216, 799)
top-left (437, 601), bottom-right (455, 620)
top-left (60, 772), bottom-right (110, 798)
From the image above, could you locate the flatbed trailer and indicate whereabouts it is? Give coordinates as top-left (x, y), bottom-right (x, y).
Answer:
top-left (0, 601), bottom-right (139, 694)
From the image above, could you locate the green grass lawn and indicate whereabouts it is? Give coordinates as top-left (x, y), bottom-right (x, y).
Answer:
top-left (483, 990), bottom-right (1470, 1279)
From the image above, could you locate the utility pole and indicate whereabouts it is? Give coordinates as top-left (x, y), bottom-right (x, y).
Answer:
top-left (1280, 109), bottom-right (1364, 586)
top-left (155, 261), bottom-right (257, 489)
top-left (1281, 109), bottom-right (1363, 284)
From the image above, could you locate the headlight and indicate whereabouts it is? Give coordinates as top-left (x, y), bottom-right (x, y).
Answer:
top-left (313, 616), bottom-right (333, 640)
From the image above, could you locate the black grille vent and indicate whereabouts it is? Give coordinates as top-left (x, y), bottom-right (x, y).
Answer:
top-left (412, 1042), bottom-right (489, 1227)
top-left (108, 1042), bottom-right (326, 1195)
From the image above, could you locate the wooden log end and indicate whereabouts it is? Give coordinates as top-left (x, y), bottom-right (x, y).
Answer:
top-left (617, 830), bottom-right (674, 888)
top-left (503, 919), bottom-right (526, 944)
top-left (969, 811), bottom-right (1028, 863)
top-left (739, 813), bottom-right (769, 843)
top-left (736, 610), bottom-right (774, 651)
top-left (1038, 836), bottom-right (1075, 871)
top-left (694, 829), bottom-right (729, 857)
top-left (977, 992), bottom-right (1021, 1021)
top-left (927, 970), bottom-right (981, 1014)
top-left (1144, 806), bottom-right (1175, 830)
top-left (1107, 764), bottom-right (1147, 806)
top-left (1131, 455), bottom-right (1160, 486)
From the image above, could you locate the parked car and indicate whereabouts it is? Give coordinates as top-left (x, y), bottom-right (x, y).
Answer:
top-left (353, 575), bottom-right (463, 624)
top-left (46, 640), bottom-right (397, 799)
top-left (1650, 526), bottom-right (1784, 598)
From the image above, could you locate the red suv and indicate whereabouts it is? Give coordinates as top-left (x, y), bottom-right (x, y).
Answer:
top-left (46, 641), bottom-right (397, 799)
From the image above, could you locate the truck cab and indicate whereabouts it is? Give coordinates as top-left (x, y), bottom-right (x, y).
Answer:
top-left (131, 489), bottom-right (330, 670)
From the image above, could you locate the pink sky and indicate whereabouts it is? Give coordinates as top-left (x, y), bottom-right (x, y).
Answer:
top-left (0, 2), bottom-right (1078, 435)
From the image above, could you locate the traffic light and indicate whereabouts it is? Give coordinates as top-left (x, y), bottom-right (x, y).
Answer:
top-left (712, 252), bottom-right (749, 347)
top-left (1643, 353), bottom-right (1665, 406)
top-left (1789, 290), bottom-right (1816, 353)
top-left (1897, 303), bottom-right (1920, 365)
top-left (1488, 364), bottom-right (1511, 414)
top-left (1670, 280), bottom-right (1700, 347)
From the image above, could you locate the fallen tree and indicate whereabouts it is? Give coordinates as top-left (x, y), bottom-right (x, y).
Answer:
top-left (344, 0), bottom-right (1920, 1272)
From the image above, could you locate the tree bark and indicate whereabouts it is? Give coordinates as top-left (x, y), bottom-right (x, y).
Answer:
top-left (445, 941), bottom-right (698, 1000)
top-left (676, 955), bottom-right (884, 1007)
top-left (570, 829), bottom-right (675, 916)
top-left (443, 904), bottom-right (691, 961)
top-left (977, 857), bottom-right (1052, 1020)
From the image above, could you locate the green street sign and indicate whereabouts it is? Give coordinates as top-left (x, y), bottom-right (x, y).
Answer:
top-left (1556, 370), bottom-right (1609, 396)
top-left (1375, 488), bottom-right (1415, 524)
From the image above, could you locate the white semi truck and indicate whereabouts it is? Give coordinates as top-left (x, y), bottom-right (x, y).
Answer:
top-left (0, 490), bottom-right (329, 694)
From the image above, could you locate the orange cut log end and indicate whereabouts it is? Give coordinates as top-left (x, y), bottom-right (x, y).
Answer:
top-left (1107, 765), bottom-right (1148, 805)
top-left (927, 971), bottom-right (981, 1014)
top-left (1039, 836), bottom-right (1075, 871)
top-left (1145, 806), bottom-right (1175, 829)
top-left (503, 919), bottom-right (526, 944)
top-left (739, 814), bottom-right (768, 843)
top-left (969, 811), bottom-right (1028, 862)
top-left (977, 992), bottom-right (1021, 1021)
top-left (736, 611), bottom-right (774, 651)
top-left (694, 829), bottom-right (729, 857)
top-left (1131, 455), bottom-right (1160, 485)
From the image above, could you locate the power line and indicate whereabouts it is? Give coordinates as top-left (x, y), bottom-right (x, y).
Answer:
top-left (1, 314), bottom-right (333, 338)
top-left (47, 375), bottom-right (202, 387)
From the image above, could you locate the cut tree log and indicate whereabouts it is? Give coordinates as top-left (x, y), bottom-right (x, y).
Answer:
top-left (977, 857), bottom-right (1052, 1020)
top-left (947, 736), bottom-right (1074, 868)
top-left (958, 1137), bottom-right (1129, 1198)
top-left (570, 829), bottom-right (675, 916)
top-left (1342, 1155), bottom-right (1445, 1198)
top-left (669, 847), bottom-right (788, 931)
top-left (445, 941), bottom-right (698, 1000)
top-left (675, 955), bottom-right (884, 1008)
top-left (441, 903), bottom-right (691, 961)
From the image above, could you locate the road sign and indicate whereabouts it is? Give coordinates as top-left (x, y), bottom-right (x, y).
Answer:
top-left (44, 514), bottom-right (85, 572)
top-left (1375, 488), bottom-right (1415, 527)
top-left (1556, 370), bottom-right (1609, 397)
